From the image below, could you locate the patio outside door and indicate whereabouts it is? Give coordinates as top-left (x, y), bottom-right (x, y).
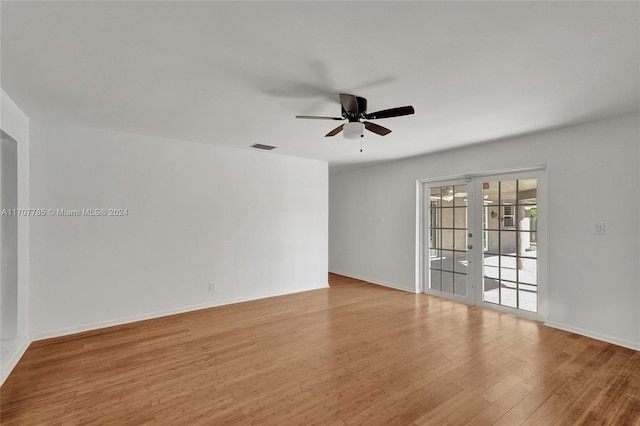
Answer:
top-left (422, 170), bottom-right (544, 320)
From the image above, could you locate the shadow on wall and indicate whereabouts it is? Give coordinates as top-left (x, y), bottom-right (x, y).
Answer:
top-left (1, 130), bottom-right (19, 342)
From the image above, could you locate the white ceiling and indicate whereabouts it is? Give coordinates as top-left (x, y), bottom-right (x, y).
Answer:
top-left (2, 1), bottom-right (638, 172)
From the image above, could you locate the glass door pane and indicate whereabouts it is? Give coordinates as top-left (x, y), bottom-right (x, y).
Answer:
top-left (481, 178), bottom-right (538, 312)
top-left (428, 183), bottom-right (468, 298)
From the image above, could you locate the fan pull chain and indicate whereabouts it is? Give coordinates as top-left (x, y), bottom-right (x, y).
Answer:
top-left (360, 136), bottom-right (363, 153)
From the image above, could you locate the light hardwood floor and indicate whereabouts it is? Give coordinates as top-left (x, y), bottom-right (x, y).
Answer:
top-left (2, 274), bottom-right (639, 425)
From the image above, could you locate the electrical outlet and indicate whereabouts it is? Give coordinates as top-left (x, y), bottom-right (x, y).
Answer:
top-left (594, 222), bottom-right (605, 235)
top-left (208, 283), bottom-right (216, 292)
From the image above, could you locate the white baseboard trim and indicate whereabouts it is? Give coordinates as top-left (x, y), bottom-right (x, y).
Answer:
top-left (329, 270), bottom-right (417, 294)
top-left (31, 283), bottom-right (329, 342)
top-left (1, 336), bottom-right (31, 386)
top-left (545, 321), bottom-right (640, 351)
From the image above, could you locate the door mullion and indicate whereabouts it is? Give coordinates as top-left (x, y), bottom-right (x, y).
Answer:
top-left (471, 177), bottom-right (483, 306)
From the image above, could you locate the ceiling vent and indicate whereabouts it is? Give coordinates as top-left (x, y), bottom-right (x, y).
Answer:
top-left (250, 143), bottom-right (276, 151)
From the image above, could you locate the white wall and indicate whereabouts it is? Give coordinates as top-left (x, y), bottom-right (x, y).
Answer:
top-left (29, 120), bottom-right (328, 339)
top-left (0, 89), bottom-right (31, 384)
top-left (330, 113), bottom-right (640, 350)
top-left (1, 132), bottom-right (19, 340)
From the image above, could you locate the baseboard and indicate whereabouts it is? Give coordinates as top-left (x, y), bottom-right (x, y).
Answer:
top-left (329, 270), bottom-right (417, 294)
top-left (1, 336), bottom-right (31, 386)
top-left (545, 321), bottom-right (640, 352)
top-left (31, 283), bottom-right (329, 342)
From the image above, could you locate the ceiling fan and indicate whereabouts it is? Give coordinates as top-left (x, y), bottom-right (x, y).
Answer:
top-left (296, 93), bottom-right (415, 139)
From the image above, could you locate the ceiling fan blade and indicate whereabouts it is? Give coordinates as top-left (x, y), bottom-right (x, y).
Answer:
top-left (364, 121), bottom-right (392, 136)
top-left (365, 105), bottom-right (415, 120)
top-left (356, 96), bottom-right (367, 114)
top-left (339, 93), bottom-right (359, 116)
top-left (325, 124), bottom-right (344, 137)
top-left (296, 115), bottom-right (343, 120)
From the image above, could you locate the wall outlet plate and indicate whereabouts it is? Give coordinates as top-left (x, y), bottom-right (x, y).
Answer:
top-left (594, 222), bottom-right (605, 235)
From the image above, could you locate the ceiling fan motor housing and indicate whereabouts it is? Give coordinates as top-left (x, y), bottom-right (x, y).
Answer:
top-left (343, 122), bottom-right (364, 139)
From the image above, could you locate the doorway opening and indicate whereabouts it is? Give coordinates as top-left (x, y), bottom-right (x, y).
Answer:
top-left (418, 169), bottom-right (545, 320)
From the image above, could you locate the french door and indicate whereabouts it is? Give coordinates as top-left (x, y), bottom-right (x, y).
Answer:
top-left (420, 170), bottom-right (545, 320)
top-left (426, 179), bottom-right (476, 305)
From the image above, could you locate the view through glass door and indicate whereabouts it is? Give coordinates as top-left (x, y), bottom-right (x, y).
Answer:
top-left (481, 178), bottom-right (538, 313)
top-left (426, 180), bottom-right (474, 305)
top-left (423, 171), bottom-right (543, 319)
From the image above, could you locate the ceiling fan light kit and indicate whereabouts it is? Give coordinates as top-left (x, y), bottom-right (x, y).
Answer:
top-left (343, 122), bottom-right (364, 139)
top-left (296, 93), bottom-right (415, 141)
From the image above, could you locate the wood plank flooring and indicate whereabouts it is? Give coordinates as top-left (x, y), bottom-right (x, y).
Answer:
top-left (2, 273), bottom-right (639, 425)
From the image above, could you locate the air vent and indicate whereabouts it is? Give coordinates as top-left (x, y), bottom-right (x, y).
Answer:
top-left (250, 143), bottom-right (276, 151)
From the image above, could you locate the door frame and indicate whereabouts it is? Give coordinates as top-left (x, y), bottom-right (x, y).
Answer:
top-left (416, 166), bottom-right (547, 321)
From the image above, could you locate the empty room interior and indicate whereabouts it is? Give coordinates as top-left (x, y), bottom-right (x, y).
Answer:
top-left (1, 1), bottom-right (639, 425)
